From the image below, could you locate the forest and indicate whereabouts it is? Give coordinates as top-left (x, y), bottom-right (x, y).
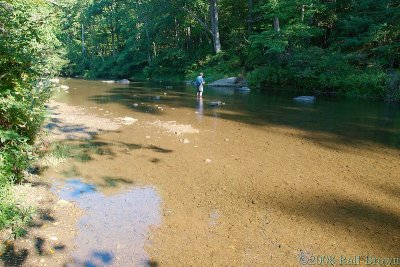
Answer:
top-left (59, 0), bottom-right (400, 100)
top-left (0, 0), bottom-right (399, 236)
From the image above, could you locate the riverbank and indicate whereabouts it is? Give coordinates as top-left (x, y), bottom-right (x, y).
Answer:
top-left (0, 98), bottom-right (129, 266)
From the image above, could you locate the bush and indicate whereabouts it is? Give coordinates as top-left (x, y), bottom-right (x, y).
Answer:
top-left (0, 0), bottom-right (63, 234)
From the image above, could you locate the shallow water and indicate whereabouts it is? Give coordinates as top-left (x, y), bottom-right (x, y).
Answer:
top-left (58, 79), bottom-right (400, 149)
top-left (47, 79), bottom-right (400, 266)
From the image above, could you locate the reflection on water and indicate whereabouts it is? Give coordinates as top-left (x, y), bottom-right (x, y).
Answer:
top-left (59, 79), bottom-right (400, 149)
top-left (195, 97), bottom-right (204, 120)
top-left (53, 179), bottom-right (161, 267)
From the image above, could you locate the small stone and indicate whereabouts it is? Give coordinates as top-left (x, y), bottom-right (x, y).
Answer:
top-left (164, 92), bottom-right (167, 95)
top-left (182, 139), bottom-right (190, 144)
top-left (146, 136), bottom-right (151, 139)
top-left (49, 236), bottom-right (58, 241)
top-left (225, 139), bottom-right (229, 141)
top-left (56, 199), bottom-right (71, 206)
top-left (133, 103), bottom-right (139, 107)
top-left (205, 159), bottom-right (212, 163)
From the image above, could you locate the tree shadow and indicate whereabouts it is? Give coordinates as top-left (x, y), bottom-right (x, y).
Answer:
top-left (34, 237), bottom-right (45, 256)
top-left (146, 260), bottom-right (159, 267)
top-left (101, 176), bottom-right (134, 188)
top-left (0, 243), bottom-right (28, 267)
top-left (256, 192), bottom-right (400, 253)
top-left (88, 83), bottom-right (400, 150)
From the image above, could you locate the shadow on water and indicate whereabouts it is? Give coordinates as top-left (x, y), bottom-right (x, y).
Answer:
top-left (255, 192), bottom-right (400, 253)
top-left (53, 179), bottom-right (161, 266)
top-left (85, 81), bottom-right (400, 149)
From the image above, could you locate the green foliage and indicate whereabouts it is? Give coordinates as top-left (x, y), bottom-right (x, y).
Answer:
top-left (59, 0), bottom-right (399, 100)
top-left (0, 0), bottom-right (63, 234)
top-left (0, 188), bottom-right (35, 238)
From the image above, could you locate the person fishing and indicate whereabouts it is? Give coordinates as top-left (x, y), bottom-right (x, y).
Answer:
top-left (195, 73), bottom-right (205, 97)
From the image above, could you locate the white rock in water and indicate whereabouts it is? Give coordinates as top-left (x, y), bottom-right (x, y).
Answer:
top-left (102, 80), bottom-right (115, 84)
top-left (118, 79), bottom-right (130, 84)
top-left (120, 117), bottom-right (138, 125)
top-left (209, 101), bottom-right (222, 107)
top-left (133, 103), bottom-right (139, 107)
top-left (60, 85), bottom-right (69, 90)
top-left (293, 96), bottom-right (316, 103)
top-left (238, 87), bottom-right (251, 91)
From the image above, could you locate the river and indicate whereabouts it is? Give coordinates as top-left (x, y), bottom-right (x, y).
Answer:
top-left (45, 78), bottom-right (400, 266)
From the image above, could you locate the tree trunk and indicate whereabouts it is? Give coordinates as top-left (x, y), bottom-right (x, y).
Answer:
top-left (274, 16), bottom-right (280, 32)
top-left (111, 28), bottom-right (115, 58)
top-left (248, 0), bottom-right (253, 33)
top-left (210, 0), bottom-right (221, 53)
top-left (144, 18), bottom-right (152, 66)
top-left (81, 23), bottom-right (86, 59)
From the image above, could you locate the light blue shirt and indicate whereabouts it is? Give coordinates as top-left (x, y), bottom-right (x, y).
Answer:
top-left (195, 76), bottom-right (204, 86)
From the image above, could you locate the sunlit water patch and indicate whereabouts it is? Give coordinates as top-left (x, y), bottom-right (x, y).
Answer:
top-left (52, 179), bottom-right (161, 267)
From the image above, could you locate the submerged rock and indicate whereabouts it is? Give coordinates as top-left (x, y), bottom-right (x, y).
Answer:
top-left (209, 101), bottom-right (223, 107)
top-left (293, 96), bottom-right (316, 103)
top-left (117, 79), bottom-right (130, 84)
top-left (116, 117), bottom-right (138, 125)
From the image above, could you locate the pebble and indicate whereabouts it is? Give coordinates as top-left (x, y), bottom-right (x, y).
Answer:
top-left (180, 139), bottom-right (190, 144)
top-left (133, 103), bottom-right (139, 107)
top-left (225, 139), bottom-right (229, 141)
top-left (49, 236), bottom-right (58, 241)
top-left (56, 199), bottom-right (72, 206)
top-left (146, 136), bottom-right (151, 139)
top-left (205, 159), bottom-right (212, 163)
